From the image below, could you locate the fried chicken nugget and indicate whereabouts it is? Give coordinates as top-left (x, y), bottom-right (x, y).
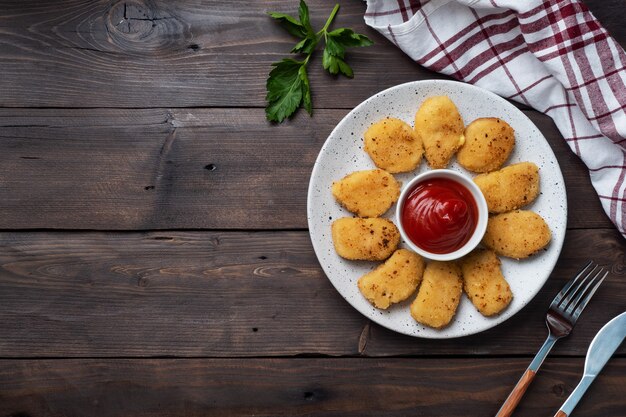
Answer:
top-left (364, 117), bottom-right (424, 173)
top-left (331, 217), bottom-right (400, 261)
top-left (474, 162), bottom-right (540, 213)
top-left (358, 249), bottom-right (425, 309)
top-left (414, 96), bottom-right (465, 168)
top-left (410, 261), bottom-right (463, 328)
top-left (457, 118), bottom-right (515, 173)
top-left (331, 169), bottom-right (401, 217)
top-left (483, 210), bottom-right (551, 259)
top-left (460, 249), bottom-right (512, 316)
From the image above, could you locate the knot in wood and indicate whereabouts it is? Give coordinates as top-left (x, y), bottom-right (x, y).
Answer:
top-left (552, 383), bottom-right (565, 397)
top-left (106, 0), bottom-right (186, 51)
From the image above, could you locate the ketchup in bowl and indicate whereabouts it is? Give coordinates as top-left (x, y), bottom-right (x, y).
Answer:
top-left (401, 178), bottom-right (478, 254)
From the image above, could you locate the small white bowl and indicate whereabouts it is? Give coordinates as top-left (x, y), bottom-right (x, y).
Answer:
top-left (395, 169), bottom-right (488, 261)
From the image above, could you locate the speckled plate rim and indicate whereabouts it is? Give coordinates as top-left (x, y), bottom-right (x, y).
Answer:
top-left (307, 80), bottom-right (567, 339)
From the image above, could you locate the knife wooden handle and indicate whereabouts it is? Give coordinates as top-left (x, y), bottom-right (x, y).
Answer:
top-left (554, 411), bottom-right (568, 417)
top-left (495, 369), bottom-right (537, 417)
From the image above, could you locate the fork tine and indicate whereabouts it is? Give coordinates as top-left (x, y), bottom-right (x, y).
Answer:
top-left (564, 268), bottom-right (605, 315)
top-left (559, 266), bottom-right (600, 311)
top-left (550, 261), bottom-right (595, 308)
top-left (571, 270), bottom-right (608, 320)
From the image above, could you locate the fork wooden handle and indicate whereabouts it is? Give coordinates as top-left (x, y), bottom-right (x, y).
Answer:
top-left (495, 369), bottom-right (537, 417)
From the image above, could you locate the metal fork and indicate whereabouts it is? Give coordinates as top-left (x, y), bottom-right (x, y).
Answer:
top-left (495, 261), bottom-right (608, 417)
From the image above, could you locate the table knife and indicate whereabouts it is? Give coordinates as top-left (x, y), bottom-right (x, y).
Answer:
top-left (554, 311), bottom-right (626, 417)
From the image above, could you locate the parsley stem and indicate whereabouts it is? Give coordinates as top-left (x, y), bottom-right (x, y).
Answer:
top-left (319, 4), bottom-right (340, 34)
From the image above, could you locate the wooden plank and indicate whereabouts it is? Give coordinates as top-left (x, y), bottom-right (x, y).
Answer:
top-left (0, 358), bottom-right (624, 416)
top-left (0, 228), bottom-right (623, 358)
top-left (0, 0), bottom-right (622, 109)
top-left (0, 0), bottom-right (441, 109)
top-left (0, 108), bottom-right (612, 230)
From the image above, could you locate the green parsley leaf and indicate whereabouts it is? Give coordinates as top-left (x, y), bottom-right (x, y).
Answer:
top-left (267, 12), bottom-right (306, 38)
top-left (322, 49), bottom-right (353, 78)
top-left (324, 36), bottom-right (345, 58)
top-left (298, 0), bottom-right (315, 37)
top-left (266, 2), bottom-right (373, 123)
top-left (336, 58), bottom-right (353, 78)
top-left (327, 28), bottom-right (374, 48)
top-left (265, 59), bottom-right (304, 123)
top-left (322, 28), bottom-right (372, 78)
top-left (322, 48), bottom-right (338, 74)
top-left (291, 37), bottom-right (316, 55)
top-left (299, 65), bottom-right (312, 115)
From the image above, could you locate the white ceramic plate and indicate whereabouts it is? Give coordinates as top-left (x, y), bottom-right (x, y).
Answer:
top-left (307, 80), bottom-right (567, 339)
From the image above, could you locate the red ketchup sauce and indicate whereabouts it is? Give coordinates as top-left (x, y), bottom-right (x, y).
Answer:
top-left (401, 178), bottom-right (478, 254)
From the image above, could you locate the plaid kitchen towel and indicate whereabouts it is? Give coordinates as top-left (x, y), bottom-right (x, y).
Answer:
top-left (364, 0), bottom-right (626, 238)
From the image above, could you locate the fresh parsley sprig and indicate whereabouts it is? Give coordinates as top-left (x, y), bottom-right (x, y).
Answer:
top-left (266, 1), bottom-right (373, 123)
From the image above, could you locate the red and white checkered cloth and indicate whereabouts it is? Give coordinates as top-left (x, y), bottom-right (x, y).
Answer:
top-left (365, 0), bottom-right (626, 238)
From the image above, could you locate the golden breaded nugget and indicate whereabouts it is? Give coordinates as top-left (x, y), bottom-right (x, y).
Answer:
top-left (483, 210), bottom-right (551, 259)
top-left (457, 118), bottom-right (515, 173)
top-left (414, 96), bottom-right (465, 168)
top-left (364, 117), bottom-right (423, 173)
top-left (474, 162), bottom-right (540, 213)
top-left (331, 169), bottom-right (401, 217)
top-left (331, 217), bottom-right (400, 261)
top-left (460, 249), bottom-right (512, 316)
top-left (358, 249), bottom-right (425, 309)
top-left (410, 261), bottom-right (462, 328)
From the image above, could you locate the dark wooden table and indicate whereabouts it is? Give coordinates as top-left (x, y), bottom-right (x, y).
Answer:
top-left (0, 1), bottom-right (624, 416)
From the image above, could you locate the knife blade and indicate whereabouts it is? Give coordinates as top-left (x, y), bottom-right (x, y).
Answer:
top-left (554, 311), bottom-right (626, 417)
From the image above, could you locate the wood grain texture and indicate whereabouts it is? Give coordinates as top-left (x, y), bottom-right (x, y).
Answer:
top-left (0, 228), bottom-right (623, 358)
top-left (1, 1), bottom-right (624, 414)
top-left (0, 0), bottom-right (440, 109)
top-left (0, 358), bottom-right (624, 417)
top-left (0, 0), bottom-right (623, 109)
top-left (0, 108), bottom-right (612, 229)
